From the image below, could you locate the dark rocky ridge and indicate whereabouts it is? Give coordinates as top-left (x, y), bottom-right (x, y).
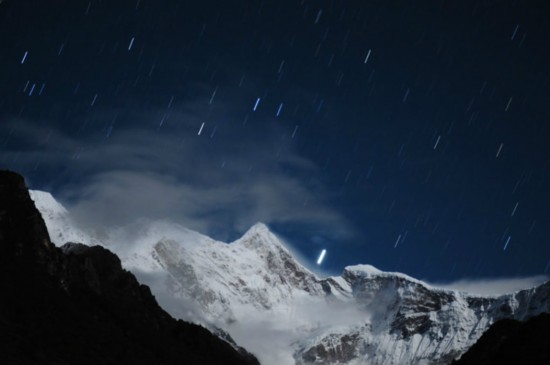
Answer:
top-left (452, 312), bottom-right (550, 365)
top-left (0, 170), bottom-right (259, 365)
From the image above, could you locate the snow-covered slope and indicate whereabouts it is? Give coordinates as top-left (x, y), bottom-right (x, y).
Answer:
top-left (150, 222), bottom-right (326, 322)
top-left (30, 189), bottom-right (550, 365)
top-left (29, 190), bottom-right (103, 246)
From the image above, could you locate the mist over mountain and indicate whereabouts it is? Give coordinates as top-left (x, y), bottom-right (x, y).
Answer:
top-left (27, 184), bottom-right (550, 365)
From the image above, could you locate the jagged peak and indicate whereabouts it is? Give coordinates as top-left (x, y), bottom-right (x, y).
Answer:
top-left (235, 222), bottom-right (288, 251)
top-left (239, 222), bottom-right (274, 241)
top-left (243, 222), bottom-right (270, 235)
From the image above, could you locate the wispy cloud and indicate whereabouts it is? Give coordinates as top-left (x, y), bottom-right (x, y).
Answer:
top-left (1, 99), bottom-right (353, 241)
top-left (430, 276), bottom-right (549, 296)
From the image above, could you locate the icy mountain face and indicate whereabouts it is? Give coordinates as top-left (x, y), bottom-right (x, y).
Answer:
top-left (149, 222), bottom-right (327, 323)
top-left (300, 268), bottom-right (481, 365)
top-left (30, 189), bottom-right (550, 365)
top-left (298, 268), bottom-right (550, 365)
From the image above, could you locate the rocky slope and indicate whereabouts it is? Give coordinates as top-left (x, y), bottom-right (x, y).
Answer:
top-left (29, 187), bottom-right (550, 365)
top-left (0, 170), bottom-right (259, 365)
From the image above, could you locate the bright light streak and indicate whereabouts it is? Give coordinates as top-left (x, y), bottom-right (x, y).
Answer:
top-left (316, 249), bottom-right (327, 265)
top-left (496, 143), bottom-right (504, 158)
top-left (503, 236), bottom-right (511, 251)
top-left (364, 49), bottom-right (371, 64)
top-left (276, 103), bottom-right (283, 117)
top-left (253, 97), bottom-right (260, 111)
top-left (433, 135), bottom-right (441, 149)
top-left (198, 122), bottom-right (205, 135)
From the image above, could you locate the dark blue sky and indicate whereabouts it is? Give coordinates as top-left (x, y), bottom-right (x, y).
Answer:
top-left (1, 0), bottom-right (549, 281)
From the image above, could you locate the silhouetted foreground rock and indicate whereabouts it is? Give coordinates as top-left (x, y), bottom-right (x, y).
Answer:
top-left (452, 312), bottom-right (550, 365)
top-left (0, 170), bottom-right (260, 365)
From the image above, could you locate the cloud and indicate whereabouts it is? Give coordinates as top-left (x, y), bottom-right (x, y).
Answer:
top-left (430, 276), bottom-right (549, 296)
top-left (224, 296), bottom-right (367, 365)
top-left (1, 99), bottom-right (353, 241)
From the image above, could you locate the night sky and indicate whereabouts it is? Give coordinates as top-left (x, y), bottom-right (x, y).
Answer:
top-left (2, 0), bottom-right (550, 283)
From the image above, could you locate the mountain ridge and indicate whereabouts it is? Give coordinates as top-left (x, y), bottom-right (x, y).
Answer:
top-left (28, 187), bottom-right (550, 365)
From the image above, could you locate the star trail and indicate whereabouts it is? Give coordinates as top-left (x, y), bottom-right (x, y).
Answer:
top-left (1, 0), bottom-right (549, 281)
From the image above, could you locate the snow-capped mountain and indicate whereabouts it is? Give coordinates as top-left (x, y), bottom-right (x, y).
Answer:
top-left (29, 189), bottom-right (550, 365)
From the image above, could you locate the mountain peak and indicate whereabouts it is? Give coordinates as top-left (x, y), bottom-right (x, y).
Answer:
top-left (244, 221), bottom-right (270, 235)
top-left (237, 222), bottom-right (283, 249)
top-left (235, 222), bottom-right (299, 259)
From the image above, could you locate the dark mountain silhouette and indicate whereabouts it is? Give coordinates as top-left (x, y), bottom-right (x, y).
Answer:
top-left (452, 312), bottom-right (550, 365)
top-left (0, 170), bottom-right (259, 365)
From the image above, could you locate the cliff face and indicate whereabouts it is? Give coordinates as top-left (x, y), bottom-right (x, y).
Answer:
top-left (0, 170), bottom-right (259, 365)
